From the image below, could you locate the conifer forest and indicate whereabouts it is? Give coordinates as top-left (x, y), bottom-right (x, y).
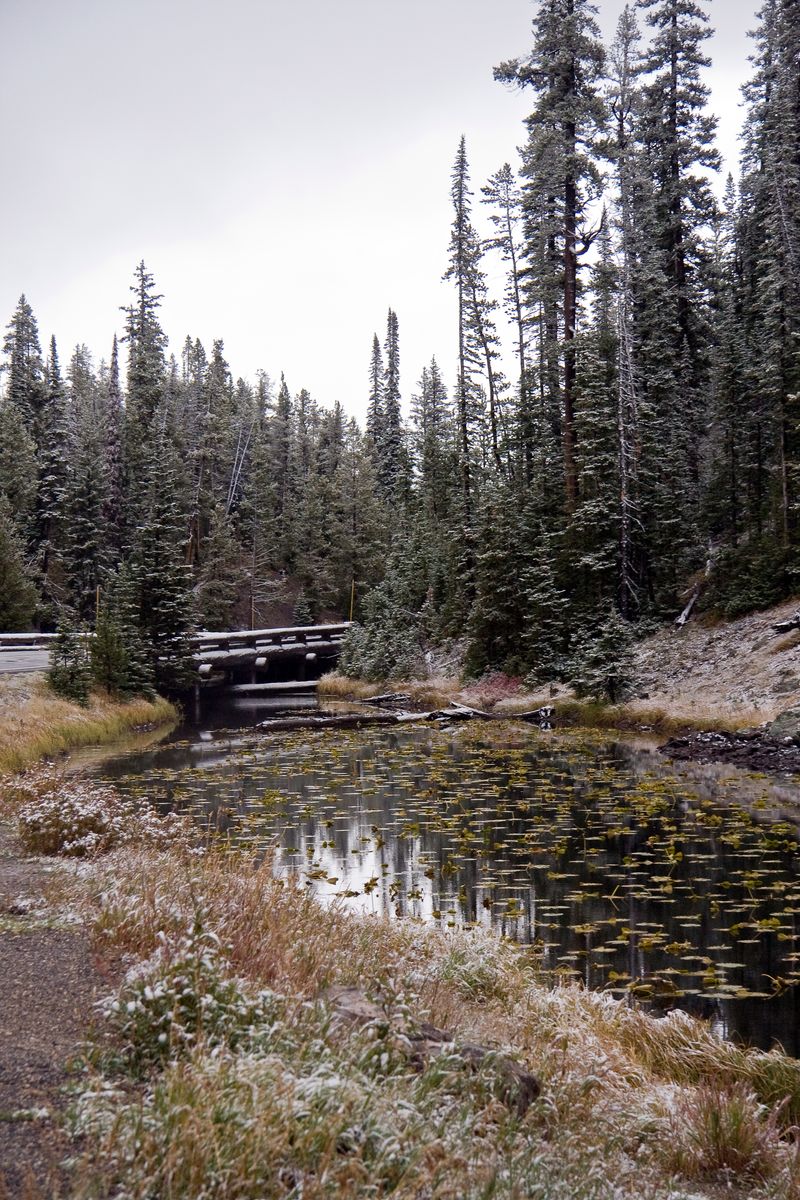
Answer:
top-left (1, 0), bottom-right (799, 697)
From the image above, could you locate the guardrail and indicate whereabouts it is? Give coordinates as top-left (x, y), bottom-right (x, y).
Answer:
top-left (0, 633), bottom-right (59, 650)
top-left (0, 625), bottom-right (352, 655)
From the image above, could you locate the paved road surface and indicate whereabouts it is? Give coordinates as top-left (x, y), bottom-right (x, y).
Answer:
top-left (0, 650), bottom-right (51, 673)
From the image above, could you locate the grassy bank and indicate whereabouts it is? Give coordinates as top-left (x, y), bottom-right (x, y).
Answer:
top-left (319, 672), bottom-right (761, 737)
top-left (0, 675), bottom-right (178, 774)
top-left (1, 766), bottom-right (796, 1199)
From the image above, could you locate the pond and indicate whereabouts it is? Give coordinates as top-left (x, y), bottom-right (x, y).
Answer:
top-left (92, 699), bottom-right (800, 1055)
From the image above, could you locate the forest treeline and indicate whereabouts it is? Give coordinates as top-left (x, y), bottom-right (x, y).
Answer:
top-left (0, 0), bottom-right (798, 697)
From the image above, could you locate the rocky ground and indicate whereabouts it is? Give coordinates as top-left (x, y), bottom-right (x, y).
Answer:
top-left (661, 723), bottom-right (800, 775)
top-left (630, 597), bottom-right (800, 726)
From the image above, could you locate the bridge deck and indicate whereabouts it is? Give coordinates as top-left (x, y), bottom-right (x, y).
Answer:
top-left (0, 625), bottom-right (351, 680)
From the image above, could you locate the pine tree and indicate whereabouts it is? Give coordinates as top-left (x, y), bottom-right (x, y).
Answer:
top-left (0, 399), bottom-right (37, 542)
top-left (101, 334), bottom-right (126, 553)
top-left (366, 334), bottom-right (385, 456)
top-left (381, 308), bottom-right (408, 499)
top-left (568, 607), bottom-right (636, 701)
top-left (444, 136), bottom-right (482, 528)
top-left (738, 0), bottom-right (800, 544)
top-left (122, 262), bottom-right (168, 501)
top-left (34, 337), bottom-right (68, 611)
top-left (466, 479), bottom-right (529, 675)
top-left (61, 346), bottom-right (109, 620)
top-left (1, 295), bottom-right (45, 432)
top-left (91, 566), bottom-right (154, 696)
top-left (196, 504), bottom-right (244, 629)
top-left (482, 163), bottom-right (531, 483)
top-left (292, 588), bottom-right (313, 625)
top-left (47, 609), bottom-right (91, 704)
top-left (0, 498), bottom-right (37, 630)
top-left (129, 430), bottom-right (196, 692)
top-left (496, 0), bottom-right (608, 512)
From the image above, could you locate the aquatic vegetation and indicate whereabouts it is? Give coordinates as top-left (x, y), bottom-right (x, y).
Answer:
top-left (96, 721), bottom-right (800, 1051)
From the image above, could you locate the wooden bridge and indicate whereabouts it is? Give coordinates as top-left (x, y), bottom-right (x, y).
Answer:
top-left (193, 624), bottom-right (350, 686)
top-left (0, 625), bottom-right (352, 687)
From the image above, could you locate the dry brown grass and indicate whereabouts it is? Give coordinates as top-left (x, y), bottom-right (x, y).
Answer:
top-left (319, 672), bottom-right (456, 710)
top-left (0, 678), bottom-right (177, 774)
top-left (320, 672), bottom-right (763, 736)
top-left (58, 841), bottom-right (800, 1199)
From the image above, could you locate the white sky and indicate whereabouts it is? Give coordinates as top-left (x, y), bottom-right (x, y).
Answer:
top-left (0, 0), bottom-right (758, 420)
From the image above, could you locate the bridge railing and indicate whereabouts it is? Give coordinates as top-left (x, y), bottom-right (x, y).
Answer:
top-left (0, 625), bottom-right (352, 665)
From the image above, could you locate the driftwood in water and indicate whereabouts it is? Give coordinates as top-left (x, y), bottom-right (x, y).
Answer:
top-left (257, 713), bottom-right (398, 732)
top-left (258, 704), bottom-right (555, 733)
top-left (773, 612), bottom-right (800, 634)
top-left (323, 986), bottom-right (541, 1116)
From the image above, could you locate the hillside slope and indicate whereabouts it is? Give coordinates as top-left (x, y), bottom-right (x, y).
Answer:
top-left (630, 597), bottom-right (800, 726)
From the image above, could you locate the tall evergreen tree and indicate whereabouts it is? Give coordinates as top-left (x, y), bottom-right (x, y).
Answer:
top-left (0, 498), bottom-right (37, 631)
top-left (122, 262), bottom-right (167, 495)
top-left (496, 0), bottom-right (608, 512)
top-left (129, 429), bottom-right (196, 692)
top-left (1, 296), bottom-right (44, 432)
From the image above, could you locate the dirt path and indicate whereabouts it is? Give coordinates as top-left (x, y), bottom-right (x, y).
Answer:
top-left (0, 826), bottom-right (100, 1199)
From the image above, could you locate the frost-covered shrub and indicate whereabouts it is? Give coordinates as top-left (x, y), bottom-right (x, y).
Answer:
top-left (17, 783), bottom-right (118, 856)
top-left (103, 918), bottom-right (283, 1074)
top-left (14, 773), bottom-right (191, 857)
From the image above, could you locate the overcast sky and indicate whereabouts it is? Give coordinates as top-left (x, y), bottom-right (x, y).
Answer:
top-left (0, 0), bottom-right (759, 420)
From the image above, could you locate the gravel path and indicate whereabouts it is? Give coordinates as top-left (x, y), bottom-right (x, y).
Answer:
top-left (0, 827), bottom-right (101, 1198)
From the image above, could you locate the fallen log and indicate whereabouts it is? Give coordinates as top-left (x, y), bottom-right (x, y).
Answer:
top-left (428, 702), bottom-right (492, 721)
top-left (257, 713), bottom-right (399, 732)
top-left (773, 612), bottom-right (800, 634)
top-left (323, 986), bottom-right (541, 1116)
top-left (257, 705), bottom-right (556, 734)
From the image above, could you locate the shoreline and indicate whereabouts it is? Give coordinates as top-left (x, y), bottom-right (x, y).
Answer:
top-left (318, 671), bottom-right (766, 737)
top-left (0, 674), bottom-right (178, 775)
top-left (2, 677), bottom-right (800, 1195)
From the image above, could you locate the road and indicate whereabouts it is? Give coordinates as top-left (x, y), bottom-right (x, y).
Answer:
top-left (0, 650), bottom-right (51, 674)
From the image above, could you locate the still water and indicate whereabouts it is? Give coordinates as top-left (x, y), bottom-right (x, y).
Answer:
top-left (92, 698), bottom-right (800, 1054)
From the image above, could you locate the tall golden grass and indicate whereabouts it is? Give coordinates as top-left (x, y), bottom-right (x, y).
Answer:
top-left (0, 678), bottom-right (177, 774)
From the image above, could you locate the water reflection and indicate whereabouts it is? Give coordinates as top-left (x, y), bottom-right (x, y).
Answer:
top-left (94, 708), bottom-right (800, 1054)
